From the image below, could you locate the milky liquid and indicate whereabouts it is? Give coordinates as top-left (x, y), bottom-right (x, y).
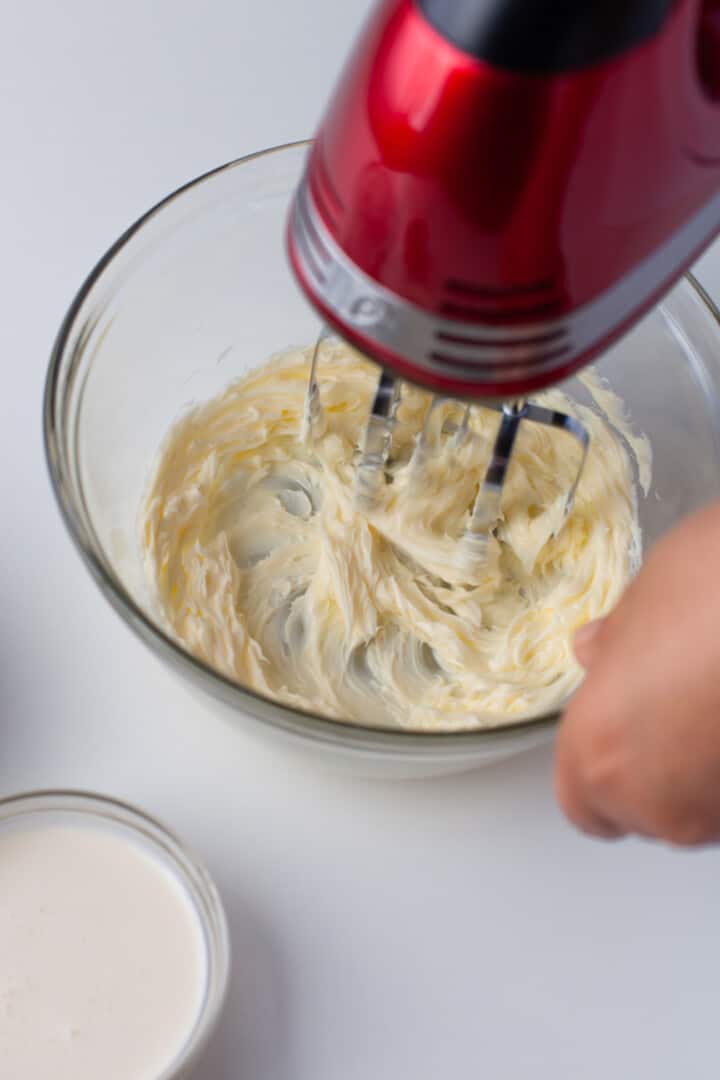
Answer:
top-left (0, 823), bottom-right (207, 1079)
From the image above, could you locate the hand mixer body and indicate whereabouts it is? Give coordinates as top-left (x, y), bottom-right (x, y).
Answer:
top-left (288, 0), bottom-right (720, 399)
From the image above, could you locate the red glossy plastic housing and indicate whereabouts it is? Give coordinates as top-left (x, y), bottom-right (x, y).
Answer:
top-left (288, 0), bottom-right (720, 396)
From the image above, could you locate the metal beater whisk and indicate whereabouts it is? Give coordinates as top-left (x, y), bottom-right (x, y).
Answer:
top-left (302, 330), bottom-right (589, 569)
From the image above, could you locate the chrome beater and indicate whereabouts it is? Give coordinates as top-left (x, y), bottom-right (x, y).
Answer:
top-left (354, 371), bottom-right (402, 510)
top-left (302, 330), bottom-right (589, 567)
top-left (462, 397), bottom-right (589, 563)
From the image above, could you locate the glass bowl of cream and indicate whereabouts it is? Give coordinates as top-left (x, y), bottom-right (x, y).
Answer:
top-left (45, 142), bottom-right (720, 777)
top-left (0, 790), bottom-right (229, 1079)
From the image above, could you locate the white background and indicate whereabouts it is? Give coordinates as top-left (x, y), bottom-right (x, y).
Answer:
top-left (3, 3), bottom-right (720, 1077)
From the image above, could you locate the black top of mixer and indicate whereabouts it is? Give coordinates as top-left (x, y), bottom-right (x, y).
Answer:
top-left (416, 0), bottom-right (676, 73)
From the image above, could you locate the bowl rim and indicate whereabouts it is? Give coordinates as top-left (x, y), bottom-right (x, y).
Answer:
top-left (43, 139), bottom-right (720, 755)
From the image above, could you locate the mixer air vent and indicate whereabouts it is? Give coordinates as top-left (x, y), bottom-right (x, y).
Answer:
top-left (442, 277), bottom-right (565, 322)
top-left (429, 342), bottom-right (571, 373)
top-left (431, 308), bottom-right (569, 375)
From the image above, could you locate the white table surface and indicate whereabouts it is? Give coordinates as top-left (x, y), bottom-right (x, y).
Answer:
top-left (4, 3), bottom-right (720, 1077)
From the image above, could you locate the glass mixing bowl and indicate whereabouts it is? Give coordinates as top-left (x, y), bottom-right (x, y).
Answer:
top-left (45, 141), bottom-right (720, 777)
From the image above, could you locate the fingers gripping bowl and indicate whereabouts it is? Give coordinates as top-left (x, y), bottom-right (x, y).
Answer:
top-left (45, 142), bottom-right (720, 776)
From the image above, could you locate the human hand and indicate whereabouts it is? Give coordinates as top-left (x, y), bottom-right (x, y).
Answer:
top-left (555, 502), bottom-right (720, 846)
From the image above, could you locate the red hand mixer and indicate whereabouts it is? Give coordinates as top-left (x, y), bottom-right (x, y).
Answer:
top-left (287, 0), bottom-right (720, 552)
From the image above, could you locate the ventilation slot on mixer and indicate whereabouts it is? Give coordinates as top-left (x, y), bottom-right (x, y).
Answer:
top-left (435, 328), bottom-right (566, 348)
top-left (429, 344), bottom-right (571, 373)
top-left (441, 277), bottom-right (565, 322)
top-left (441, 299), bottom-right (564, 321)
top-left (431, 315), bottom-right (571, 367)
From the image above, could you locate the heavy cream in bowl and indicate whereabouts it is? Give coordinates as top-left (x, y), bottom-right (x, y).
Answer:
top-left (0, 792), bottom-right (229, 1079)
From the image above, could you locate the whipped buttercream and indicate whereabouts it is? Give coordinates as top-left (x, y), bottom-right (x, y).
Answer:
top-left (140, 341), bottom-right (649, 730)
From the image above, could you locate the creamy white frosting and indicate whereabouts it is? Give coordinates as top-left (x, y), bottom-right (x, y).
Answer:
top-left (140, 342), bottom-right (650, 730)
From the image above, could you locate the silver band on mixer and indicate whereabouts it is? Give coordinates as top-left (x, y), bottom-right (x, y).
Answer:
top-left (292, 176), bottom-right (720, 387)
